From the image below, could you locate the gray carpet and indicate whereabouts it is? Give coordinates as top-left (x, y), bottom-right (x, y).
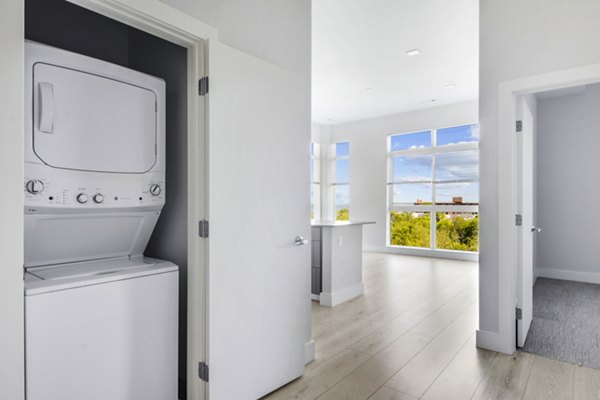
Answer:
top-left (522, 278), bottom-right (600, 368)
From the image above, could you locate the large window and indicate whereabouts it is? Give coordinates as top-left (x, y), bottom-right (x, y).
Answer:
top-left (310, 142), bottom-right (321, 220)
top-left (388, 125), bottom-right (479, 252)
top-left (333, 142), bottom-right (350, 221)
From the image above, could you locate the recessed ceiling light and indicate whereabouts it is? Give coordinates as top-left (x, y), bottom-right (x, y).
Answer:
top-left (420, 99), bottom-right (437, 104)
top-left (365, 87), bottom-right (373, 91)
top-left (405, 49), bottom-right (421, 57)
top-left (445, 84), bottom-right (457, 89)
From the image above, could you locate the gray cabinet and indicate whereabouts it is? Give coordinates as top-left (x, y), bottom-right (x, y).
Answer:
top-left (311, 227), bottom-right (322, 295)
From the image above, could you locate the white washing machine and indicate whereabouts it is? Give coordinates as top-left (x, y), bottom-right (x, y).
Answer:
top-left (25, 257), bottom-right (178, 400)
top-left (23, 41), bottom-right (178, 400)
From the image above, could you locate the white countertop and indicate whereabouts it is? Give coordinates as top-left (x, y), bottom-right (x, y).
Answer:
top-left (311, 220), bottom-right (376, 227)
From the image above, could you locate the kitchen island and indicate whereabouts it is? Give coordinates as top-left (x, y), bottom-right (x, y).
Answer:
top-left (311, 220), bottom-right (375, 307)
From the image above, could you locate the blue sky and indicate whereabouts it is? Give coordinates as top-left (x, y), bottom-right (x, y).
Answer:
top-left (437, 124), bottom-right (479, 146)
top-left (335, 142), bottom-right (350, 208)
top-left (335, 185), bottom-right (349, 210)
top-left (391, 130), bottom-right (431, 151)
top-left (390, 125), bottom-right (479, 204)
top-left (392, 149), bottom-right (479, 204)
top-left (334, 125), bottom-right (480, 208)
top-left (390, 125), bottom-right (479, 150)
top-left (336, 142), bottom-right (350, 156)
top-left (335, 159), bottom-right (349, 183)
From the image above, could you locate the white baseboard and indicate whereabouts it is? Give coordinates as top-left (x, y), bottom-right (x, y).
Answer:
top-left (304, 340), bottom-right (315, 364)
top-left (476, 329), bottom-right (512, 354)
top-left (310, 294), bottom-right (320, 301)
top-left (363, 245), bottom-right (478, 262)
top-left (319, 283), bottom-right (364, 307)
top-left (537, 268), bottom-right (600, 284)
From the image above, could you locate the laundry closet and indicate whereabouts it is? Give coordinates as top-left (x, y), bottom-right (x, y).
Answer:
top-left (24, 0), bottom-right (190, 398)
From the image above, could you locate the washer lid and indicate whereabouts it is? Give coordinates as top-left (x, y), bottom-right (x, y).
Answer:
top-left (32, 62), bottom-right (158, 173)
top-left (24, 257), bottom-right (178, 295)
top-left (24, 211), bottom-right (161, 268)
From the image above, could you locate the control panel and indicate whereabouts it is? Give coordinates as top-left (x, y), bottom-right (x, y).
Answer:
top-left (24, 163), bottom-right (165, 212)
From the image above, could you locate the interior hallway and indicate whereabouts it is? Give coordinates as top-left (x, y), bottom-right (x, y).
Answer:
top-left (264, 253), bottom-right (600, 400)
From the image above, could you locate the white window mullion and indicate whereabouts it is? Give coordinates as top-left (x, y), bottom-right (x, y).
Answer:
top-left (391, 205), bottom-right (435, 213)
top-left (310, 142), bottom-right (322, 220)
top-left (390, 142), bottom-right (478, 158)
top-left (431, 129), bottom-right (437, 250)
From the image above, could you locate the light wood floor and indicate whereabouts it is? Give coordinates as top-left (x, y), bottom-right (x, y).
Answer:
top-left (264, 252), bottom-right (600, 400)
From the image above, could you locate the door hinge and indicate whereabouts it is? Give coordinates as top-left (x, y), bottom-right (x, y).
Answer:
top-left (198, 362), bottom-right (209, 382)
top-left (516, 120), bottom-right (523, 132)
top-left (199, 220), bottom-right (209, 238)
top-left (515, 214), bottom-right (522, 226)
top-left (199, 76), bottom-right (209, 96)
top-left (516, 307), bottom-right (522, 320)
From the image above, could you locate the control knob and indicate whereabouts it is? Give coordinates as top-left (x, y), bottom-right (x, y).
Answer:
top-left (149, 184), bottom-right (162, 196)
top-left (93, 194), bottom-right (104, 204)
top-left (25, 179), bottom-right (44, 195)
top-left (76, 193), bottom-right (89, 204)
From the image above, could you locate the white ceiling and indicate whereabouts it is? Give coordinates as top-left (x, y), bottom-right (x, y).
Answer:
top-left (312, 0), bottom-right (479, 125)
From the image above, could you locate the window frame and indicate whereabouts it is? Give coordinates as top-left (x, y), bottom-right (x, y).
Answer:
top-left (387, 125), bottom-right (479, 253)
top-left (310, 142), bottom-right (321, 220)
top-left (332, 141), bottom-right (350, 220)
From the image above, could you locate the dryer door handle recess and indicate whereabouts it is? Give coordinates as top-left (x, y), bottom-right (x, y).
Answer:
top-left (39, 82), bottom-right (54, 134)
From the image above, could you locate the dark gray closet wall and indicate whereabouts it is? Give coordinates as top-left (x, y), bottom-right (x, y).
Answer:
top-left (25, 0), bottom-right (130, 66)
top-left (25, 1), bottom-right (189, 398)
top-left (129, 31), bottom-right (189, 398)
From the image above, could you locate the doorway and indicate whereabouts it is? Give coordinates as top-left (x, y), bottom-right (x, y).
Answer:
top-left (516, 83), bottom-right (600, 367)
top-left (494, 62), bottom-right (600, 355)
top-left (22, 0), bottom-right (208, 398)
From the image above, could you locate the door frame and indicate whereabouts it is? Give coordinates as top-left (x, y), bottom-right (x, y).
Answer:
top-left (0, 1), bottom-right (217, 398)
top-left (495, 62), bottom-right (600, 354)
top-left (515, 94), bottom-right (535, 348)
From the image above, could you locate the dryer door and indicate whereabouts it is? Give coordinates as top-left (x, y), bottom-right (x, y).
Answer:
top-left (32, 63), bottom-right (157, 173)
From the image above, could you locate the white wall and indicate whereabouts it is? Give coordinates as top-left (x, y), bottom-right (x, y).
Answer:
top-left (535, 84), bottom-right (600, 282)
top-left (314, 100), bottom-right (478, 248)
top-left (0, 2), bottom-right (24, 399)
top-left (311, 122), bottom-right (329, 145)
top-left (157, 0), bottom-right (310, 78)
top-left (479, 0), bottom-right (600, 343)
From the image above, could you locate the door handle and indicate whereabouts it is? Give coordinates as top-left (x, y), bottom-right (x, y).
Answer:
top-left (531, 226), bottom-right (541, 233)
top-left (294, 236), bottom-right (309, 246)
top-left (39, 82), bottom-right (54, 133)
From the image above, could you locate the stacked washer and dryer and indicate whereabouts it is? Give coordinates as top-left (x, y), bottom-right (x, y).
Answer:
top-left (23, 41), bottom-right (179, 400)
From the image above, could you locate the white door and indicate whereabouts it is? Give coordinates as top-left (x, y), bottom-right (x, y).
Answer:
top-left (516, 95), bottom-right (537, 347)
top-left (206, 41), bottom-right (311, 399)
